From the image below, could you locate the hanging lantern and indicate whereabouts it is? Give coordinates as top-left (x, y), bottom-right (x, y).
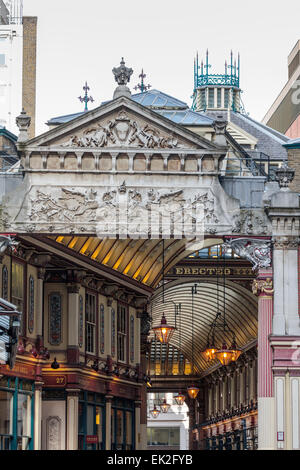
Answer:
top-left (150, 405), bottom-right (160, 418)
top-left (187, 384), bottom-right (200, 399)
top-left (174, 392), bottom-right (186, 406)
top-left (202, 342), bottom-right (217, 362)
top-left (215, 342), bottom-right (236, 366)
top-left (160, 398), bottom-right (171, 414)
top-left (230, 339), bottom-right (242, 362)
top-left (152, 313), bottom-right (176, 344)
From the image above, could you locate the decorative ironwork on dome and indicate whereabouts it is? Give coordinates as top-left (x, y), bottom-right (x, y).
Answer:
top-left (194, 50), bottom-right (240, 89)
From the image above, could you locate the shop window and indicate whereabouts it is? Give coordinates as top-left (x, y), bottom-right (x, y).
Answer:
top-left (12, 262), bottom-right (24, 335)
top-left (85, 293), bottom-right (96, 354)
top-left (117, 304), bottom-right (127, 362)
top-left (78, 392), bottom-right (105, 450)
top-left (0, 378), bottom-right (34, 450)
top-left (147, 427), bottom-right (180, 447)
top-left (111, 399), bottom-right (135, 450)
top-left (0, 54), bottom-right (5, 66)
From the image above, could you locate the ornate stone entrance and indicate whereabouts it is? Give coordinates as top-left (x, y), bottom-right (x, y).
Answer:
top-left (0, 60), bottom-right (299, 450)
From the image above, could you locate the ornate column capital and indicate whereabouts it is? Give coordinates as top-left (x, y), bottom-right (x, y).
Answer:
top-left (273, 236), bottom-right (300, 250)
top-left (252, 278), bottom-right (274, 297)
top-left (67, 283), bottom-right (80, 294)
top-left (37, 267), bottom-right (46, 280)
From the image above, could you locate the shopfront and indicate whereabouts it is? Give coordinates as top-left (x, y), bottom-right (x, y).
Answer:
top-left (0, 376), bottom-right (34, 450)
top-left (78, 391), bottom-right (106, 450)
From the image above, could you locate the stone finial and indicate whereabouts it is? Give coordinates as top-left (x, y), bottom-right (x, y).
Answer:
top-left (275, 160), bottom-right (295, 190)
top-left (16, 109), bottom-right (31, 143)
top-left (112, 58), bottom-right (133, 99)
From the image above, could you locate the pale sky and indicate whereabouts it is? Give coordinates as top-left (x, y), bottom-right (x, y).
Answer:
top-left (23, 0), bottom-right (300, 136)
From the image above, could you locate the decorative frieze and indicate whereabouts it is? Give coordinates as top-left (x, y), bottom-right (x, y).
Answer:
top-left (78, 295), bottom-right (83, 348)
top-left (28, 275), bottom-right (35, 334)
top-left (49, 293), bottom-right (62, 346)
top-left (100, 303), bottom-right (105, 355)
top-left (111, 308), bottom-right (116, 358)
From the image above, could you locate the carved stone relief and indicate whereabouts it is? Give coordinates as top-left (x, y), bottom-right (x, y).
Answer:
top-left (231, 210), bottom-right (271, 236)
top-left (60, 111), bottom-right (182, 149)
top-left (46, 416), bottom-right (61, 450)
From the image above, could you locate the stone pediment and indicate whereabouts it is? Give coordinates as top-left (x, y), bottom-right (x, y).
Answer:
top-left (22, 96), bottom-right (221, 152)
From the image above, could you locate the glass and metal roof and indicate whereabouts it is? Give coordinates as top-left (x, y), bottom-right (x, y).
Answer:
top-left (47, 89), bottom-right (213, 127)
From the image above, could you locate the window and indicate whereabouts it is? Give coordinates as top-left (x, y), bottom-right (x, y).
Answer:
top-left (85, 293), bottom-right (96, 354)
top-left (117, 304), bottom-right (127, 362)
top-left (12, 262), bottom-right (24, 335)
top-left (224, 89), bottom-right (229, 108)
top-left (208, 88), bottom-right (214, 108)
top-left (0, 54), bottom-right (5, 66)
top-left (147, 427), bottom-right (180, 447)
top-left (217, 88), bottom-right (222, 108)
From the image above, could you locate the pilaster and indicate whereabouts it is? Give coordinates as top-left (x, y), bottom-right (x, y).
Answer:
top-left (105, 395), bottom-right (112, 450)
top-left (66, 389), bottom-right (79, 450)
top-left (252, 269), bottom-right (274, 449)
top-left (67, 284), bottom-right (80, 363)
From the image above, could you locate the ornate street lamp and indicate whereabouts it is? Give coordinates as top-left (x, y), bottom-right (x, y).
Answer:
top-left (160, 398), bottom-right (171, 414)
top-left (150, 405), bottom-right (160, 419)
top-left (152, 313), bottom-right (176, 344)
top-left (187, 384), bottom-right (200, 400)
top-left (174, 392), bottom-right (186, 406)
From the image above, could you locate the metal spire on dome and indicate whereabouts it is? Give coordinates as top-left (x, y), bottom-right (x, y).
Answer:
top-left (78, 82), bottom-right (94, 112)
top-left (134, 69), bottom-right (151, 93)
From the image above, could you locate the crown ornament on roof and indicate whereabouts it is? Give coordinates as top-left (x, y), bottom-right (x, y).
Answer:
top-left (112, 57), bottom-right (133, 86)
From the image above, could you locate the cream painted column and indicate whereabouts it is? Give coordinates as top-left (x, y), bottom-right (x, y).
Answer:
top-left (273, 238), bottom-right (300, 335)
top-left (105, 395), bottom-right (112, 450)
top-left (135, 401), bottom-right (141, 450)
top-left (66, 390), bottom-right (79, 450)
top-left (67, 284), bottom-right (80, 363)
top-left (252, 269), bottom-right (275, 450)
top-left (290, 374), bottom-right (300, 450)
top-left (34, 381), bottom-right (43, 450)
